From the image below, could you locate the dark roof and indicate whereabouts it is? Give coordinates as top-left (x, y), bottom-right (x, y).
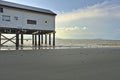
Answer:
top-left (0, 0), bottom-right (56, 15)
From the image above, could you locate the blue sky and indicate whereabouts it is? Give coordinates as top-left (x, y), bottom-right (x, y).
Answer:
top-left (4, 0), bottom-right (120, 40)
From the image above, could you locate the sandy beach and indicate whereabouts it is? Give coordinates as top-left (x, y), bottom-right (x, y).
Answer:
top-left (0, 48), bottom-right (120, 80)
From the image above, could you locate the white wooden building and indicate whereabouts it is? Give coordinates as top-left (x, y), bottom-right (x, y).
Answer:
top-left (0, 0), bottom-right (56, 48)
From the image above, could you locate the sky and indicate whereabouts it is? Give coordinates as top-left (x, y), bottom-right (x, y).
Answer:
top-left (3, 0), bottom-right (120, 40)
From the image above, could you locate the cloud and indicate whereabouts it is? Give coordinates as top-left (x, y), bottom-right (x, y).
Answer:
top-left (56, 1), bottom-right (120, 23)
top-left (56, 26), bottom-right (78, 39)
top-left (82, 27), bottom-right (88, 30)
top-left (56, 26), bottom-right (88, 32)
top-left (56, 26), bottom-right (79, 32)
top-left (56, 26), bottom-right (88, 38)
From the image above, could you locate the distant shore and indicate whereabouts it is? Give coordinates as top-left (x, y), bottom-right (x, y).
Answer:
top-left (0, 48), bottom-right (120, 80)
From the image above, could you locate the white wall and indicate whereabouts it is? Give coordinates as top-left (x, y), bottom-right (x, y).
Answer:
top-left (0, 6), bottom-right (55, 31)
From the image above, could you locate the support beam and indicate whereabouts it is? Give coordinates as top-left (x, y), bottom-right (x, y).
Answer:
top-left (1, 34), bottom-right (16, 45)
top-left (0, 32), bottom-right (1, 45)
top-left (21, 33), bottom-right (23, 46)
top-left (45, 34), bottom-right (47, 45)
top-left (35, 34), bottom-right (37, 46)
top-left (41, 34), bottom-right (43, 44)
top-left (16, 33), bottom-right (19, 49)
top-left (49, 34), bottom-right (51, 45)
top-left (53, 32), bottom-right (55, 46)
top-left (38, 34), bottom-right (40, 46)
top-left (32, 34), bottom-right (34, 45)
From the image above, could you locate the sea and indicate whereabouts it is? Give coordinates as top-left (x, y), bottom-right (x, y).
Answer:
top-left (0, 39), bottom-right (120, 50)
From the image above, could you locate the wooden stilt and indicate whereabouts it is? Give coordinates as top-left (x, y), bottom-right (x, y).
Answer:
top-left (45, 34), bottom-right (47, 44)
top-left (38, 34), bottom-right (40, 46)
top-left (0, 32), bottom-right (1, 45)
top-left (49, 34), bottom-right (51, 45)
top-left (35, 34), bottom-right (37, 46)
top-left (16, 32), bottom-right (19, 49)
top-left (21, 33), bottom-right (23, 46)
top-left (41, 34), bottom-right (43, 44)
top-left (53, 32), bottom-right (55, 46)
top-left (32, 34), bottom-right (34, 45)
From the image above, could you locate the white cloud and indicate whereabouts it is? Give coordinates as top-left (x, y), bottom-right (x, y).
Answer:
top-left (56, 26), bottom-right (79, 32)
top-left (56, 1), bottom-right (120, 23)
top-left (56, 26), bottom-right (88, 32)
top-left (56, 26), bottom-right (89, 38)
top-left (82, 27), bottom-right (88, 30)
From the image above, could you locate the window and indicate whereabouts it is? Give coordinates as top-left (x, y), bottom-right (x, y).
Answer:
top-left (27, 20), bottom-right (37, 25)
top-left (14, 16), bottom-right (18, 20)
top-left (2, 15), bottom-right (10, 21)
top-left (0, 8), bottom-right (3, 13)
top-left (45, 21), bottom-right (47, 23)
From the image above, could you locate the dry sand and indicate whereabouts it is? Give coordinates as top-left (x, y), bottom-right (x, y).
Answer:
top-left (0, 48), bottom-right (120, 80)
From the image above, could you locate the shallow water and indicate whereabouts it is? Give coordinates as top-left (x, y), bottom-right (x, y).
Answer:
top-left (0, 39), bottom-right (120, 50)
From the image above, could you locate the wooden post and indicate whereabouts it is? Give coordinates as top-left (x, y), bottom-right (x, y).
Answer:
top-left (41, 34), bottom-right (43, 44)
top-left (45, 34), bottom-right (47, 44)
top-left (49, 34), bottom-right (51, 45)
top-left (0, 32), bottom-right (1, 45)
top-left (38, 34), bottom-right (40, 46)
top-left (21, 33), bottom-right (23, 46)
top-left (16, 32), bottom-right (19, 49)
top-left (35, 34), bottom-right (37, 46)
top-left (53, 32), bottom-right (55, 46)
top-left (32, 34), bottom-right (34, 45)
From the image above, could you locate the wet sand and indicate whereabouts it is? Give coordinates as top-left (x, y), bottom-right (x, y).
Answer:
top-left (0, 48), bottom-right (120, 80)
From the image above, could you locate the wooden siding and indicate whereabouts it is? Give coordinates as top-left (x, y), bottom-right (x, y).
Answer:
top-left (0, 6), bottom-right (55, 31)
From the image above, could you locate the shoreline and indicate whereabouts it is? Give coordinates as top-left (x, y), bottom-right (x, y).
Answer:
top-left (0, 45), bottom-right (120, 51)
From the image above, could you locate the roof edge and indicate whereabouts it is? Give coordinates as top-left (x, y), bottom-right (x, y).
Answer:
top-left (0, 0), bottom-right (57, 16)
